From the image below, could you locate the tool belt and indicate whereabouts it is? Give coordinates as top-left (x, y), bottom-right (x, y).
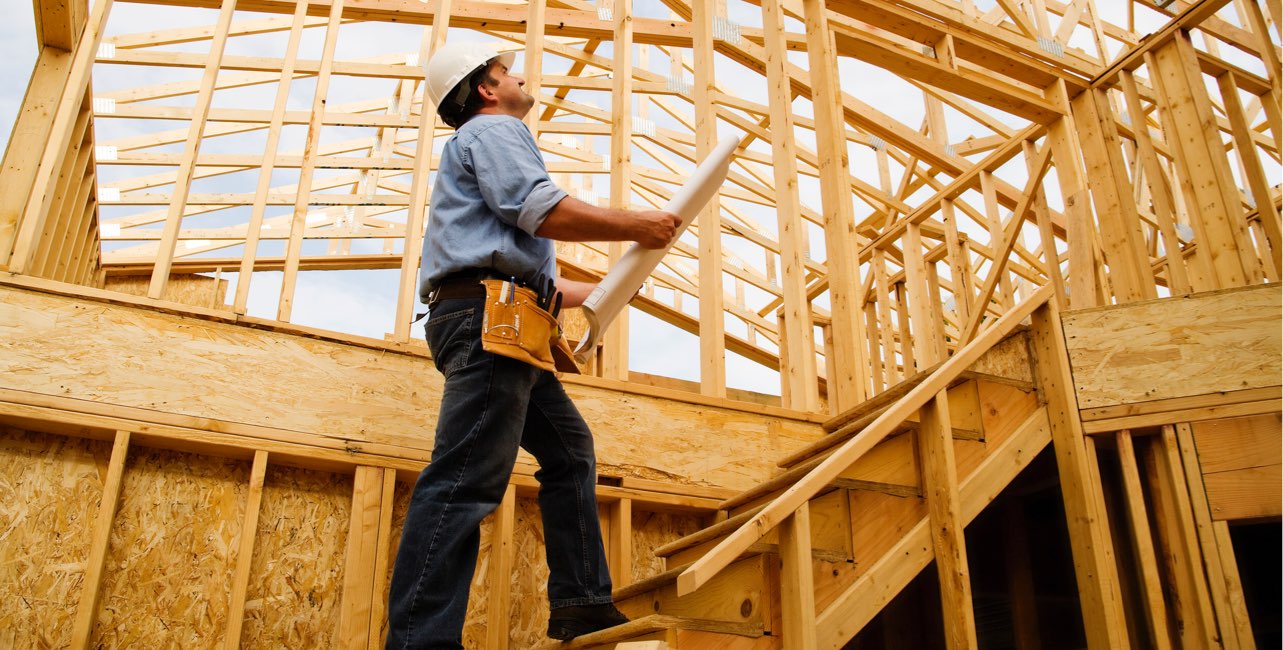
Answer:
top-left (479, 279), bottom-right (580, 374)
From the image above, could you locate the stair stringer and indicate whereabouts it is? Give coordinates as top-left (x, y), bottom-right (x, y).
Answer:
top-left (815, 405), bottom-right (1053, 649)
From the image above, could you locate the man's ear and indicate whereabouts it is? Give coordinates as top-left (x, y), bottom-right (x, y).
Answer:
top-left (476, 81), bottom-right (498, 103)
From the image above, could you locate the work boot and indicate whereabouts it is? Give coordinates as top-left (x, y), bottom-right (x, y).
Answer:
top-left (546, 603), bottom-right (630, 640)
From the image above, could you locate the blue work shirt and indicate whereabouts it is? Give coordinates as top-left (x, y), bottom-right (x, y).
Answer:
top-left (418, 114), bottom-right (566, 302)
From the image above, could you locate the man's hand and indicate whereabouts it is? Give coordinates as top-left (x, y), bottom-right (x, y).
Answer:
top-left (632, 210), bottom-right (682, 249)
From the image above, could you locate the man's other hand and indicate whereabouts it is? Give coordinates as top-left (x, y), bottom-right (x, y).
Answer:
top-left (633, 210), bottom-right (682, 249)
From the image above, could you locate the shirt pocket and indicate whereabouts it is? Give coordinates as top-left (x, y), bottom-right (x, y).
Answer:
top-left (425, 307), bottom-right (476, 379)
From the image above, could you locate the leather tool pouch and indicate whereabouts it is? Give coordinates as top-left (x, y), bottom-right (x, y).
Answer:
top-left (481, 279), bottom-right (581, 374)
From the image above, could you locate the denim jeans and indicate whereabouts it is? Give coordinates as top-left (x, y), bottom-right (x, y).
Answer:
top-left (384, 297), bottom-right (615, 650)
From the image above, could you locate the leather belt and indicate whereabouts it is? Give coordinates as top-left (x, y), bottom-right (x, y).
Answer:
top-left (428, 269), bottom-right (499, 305)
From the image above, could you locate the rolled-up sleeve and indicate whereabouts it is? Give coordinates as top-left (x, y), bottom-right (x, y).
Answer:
top-left (464, 119), bottom-right (567, 237)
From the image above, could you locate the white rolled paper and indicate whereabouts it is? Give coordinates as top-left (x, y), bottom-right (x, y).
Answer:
top-left (573, 135), bottom-right (742, 363)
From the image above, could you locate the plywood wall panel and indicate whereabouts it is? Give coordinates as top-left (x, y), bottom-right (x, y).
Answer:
top-left (631, 510), bottom-right (706, 582)
top-left (1063, 285), bottom-right (1282, 409)
top-left (0, 285), bottom-right (822, 491)
top-left (93, 447), bottom-right (248, 647)
top-left (241, 465), bottom-right (352, 648)
top-left (0, 428), bottom-right (106, 649)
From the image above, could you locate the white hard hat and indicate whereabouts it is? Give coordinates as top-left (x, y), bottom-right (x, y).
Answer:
top-left (424, 42), bottom-right (516, 109)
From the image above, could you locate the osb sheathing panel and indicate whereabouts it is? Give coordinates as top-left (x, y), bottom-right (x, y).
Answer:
top-left (0, 285), bottom-right (821, 490)
top-left (105, 274), bottom-right (229, 311)
top-left (631, 510), bottom-right (706, 581)
top-left (241, 465), bottom-right (352, 648)
top-left (968, 330), bottom-right (1033, 385)
top-left (0, 428), bottom-right (106, 649)
top-left (1062, 284), bottom-right (1282, 409)
top-left (94, 446), bottom-right (248, 647)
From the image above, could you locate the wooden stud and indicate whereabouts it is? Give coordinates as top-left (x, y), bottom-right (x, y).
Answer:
top-left (225, 450), bottom-right (268, 650)
top-left (338, 465), bottom-right (384, 646)
top-left (608, 497), bottom-right (633, 589)
top-left (1029, 298), bottom-right (1130, 649)
top-left (1071, 86), bottom-right (1160, 303)
top-left (693, 0), bottom-right (726, 398)
top-left (486, 485), bottom-right (517, 650)
top-left (917, 391), bottom-right (979, 649)
top-left (368, 468), bottom-right (398, 650)
top-left (803, 0), bottom-right (868, 411)
top-left (1114, 431), bottom-right (1174, 650)
top-left (1174, 422), bottom-right (1249, 649)
top-left (602, 0), bottom-right (634, 382)
top-left (71, 429), bottom-right (131, 649)
top-left (147, 0), bottom-right (238, 299)
top-left (233, 0), bottom-right (309, 315)
top-left (778, 502), bottom-right (818, 650)
top-left (1141, 425), bottom-right (1219, 648)
top-left (391, 0), bottom-right (452, 340)
top-left (277, 0), bottom-right (344, 321)
top-left (762, 0), bottom-right (818, 411)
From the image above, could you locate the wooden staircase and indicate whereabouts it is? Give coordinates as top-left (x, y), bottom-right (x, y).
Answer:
top-left (538, 288), bottom-right (1065, 649)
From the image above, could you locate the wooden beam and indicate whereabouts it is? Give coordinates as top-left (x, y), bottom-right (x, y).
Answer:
top-left (1029, 298), bottom-right (1129, 649)
top-left (778, 502), bottom-right (818, 650)
top-left (70, 430), bottom-right (131, 649)
top-left (224, 450), bottom-right (268, 650)
top-left (485, 485), bottom-right (517, 650)
top-left (146, 0), bottom-right (238, 299)
top-left (917, 391), bottom-right (978, 649)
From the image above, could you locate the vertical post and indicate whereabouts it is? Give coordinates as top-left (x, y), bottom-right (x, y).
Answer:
top-left (917, 392), bottom-right (978, 649)
top-left (485, 485), bottom-right (517, 650)
top-left (602, 0), bottom-right (633, 381)
top-left (71, 430), bottom-right (131, 649)
top-left (339, 466), bottom-right (384, 647)
top-left (392, 0), bottom-right (453, 340)
top-left (1071, 86), bottom-right (1159, 303)
top-left (1150, 31), bottom-right (1261, 289)
top-left (234, 0), bottom-right (309, 314)
top-left (1117, 70), bottom-right (1191, 295)
top-left (368, 469), bottom-right (398, 649)
top-left (1043, 80), bottom-right (1098, 309)
top-left (225, 450), bottom-right (269, 650)
top-left (779, 502), bottom-right (817, 650)
top-left (802, 0), bottom-right (868, 411)
top-left (693, 0), bottom-right (726, 397)
top-left (608, 497), bottom-right (633, 589)
top-left (762, 0), bottom-right (818, 410)
top-left (1115, 432), bottom-right (1174, 650)
top-left (277, 0), bottom-right (345, 321)
top-left (1173, 423), bottom-right (1247, 648)
top-left (1029, 301), bottom-right (1129, 649)
top-left (148, 0), bottom-right (238, 299)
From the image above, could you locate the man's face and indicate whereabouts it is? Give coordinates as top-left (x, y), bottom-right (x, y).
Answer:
top-left (481, 60), bottom-right (535, 119)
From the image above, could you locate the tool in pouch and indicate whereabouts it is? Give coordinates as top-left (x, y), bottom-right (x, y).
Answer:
top-left (481, 278), bottom-right (580, 374)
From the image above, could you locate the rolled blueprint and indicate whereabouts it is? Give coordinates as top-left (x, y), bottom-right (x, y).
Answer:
top-left (573, 135), bottom-right (742, 364)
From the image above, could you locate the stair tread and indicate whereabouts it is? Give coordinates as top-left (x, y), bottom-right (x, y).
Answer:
top-left (532, 614), bottom-right (763, 649)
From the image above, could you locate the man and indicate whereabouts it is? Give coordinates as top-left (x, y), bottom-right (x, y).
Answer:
top-left (384, 41), bottom-right (682, 649)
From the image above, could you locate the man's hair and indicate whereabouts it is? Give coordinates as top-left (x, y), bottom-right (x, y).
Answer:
top-left (438, 62), bottom-right (499, 129)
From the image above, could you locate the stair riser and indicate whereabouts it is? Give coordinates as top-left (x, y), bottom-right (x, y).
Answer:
top-left (618, 555), bottom-right (773, 630)
top-left (667, 488), bottom-right (853, 568)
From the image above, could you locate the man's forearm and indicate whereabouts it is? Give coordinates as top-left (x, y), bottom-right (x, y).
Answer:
top-left (535, 196), bottom-right (634, 242)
